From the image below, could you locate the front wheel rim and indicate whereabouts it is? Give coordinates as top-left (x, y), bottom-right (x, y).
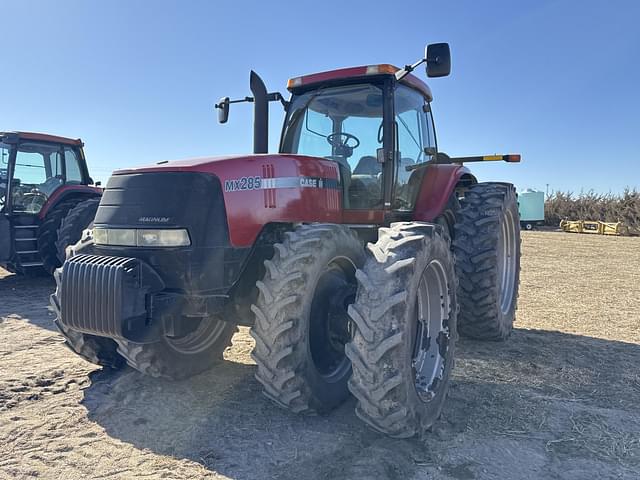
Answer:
top-left (412, 260), bottom-right (451, 403)
top-left (165, 317), bottom-right (229, 354)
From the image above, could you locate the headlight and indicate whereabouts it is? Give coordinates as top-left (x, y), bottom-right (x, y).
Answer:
top-left (92, 228), bottom-right (191, 247)
top-left (137, 229), bottom-right (191, 247)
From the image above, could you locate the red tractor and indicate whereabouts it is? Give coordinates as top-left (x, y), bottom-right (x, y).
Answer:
top-left (0, 132), bottom-right (101, 274)
top-left (51, 44), bottom-right (521, 437)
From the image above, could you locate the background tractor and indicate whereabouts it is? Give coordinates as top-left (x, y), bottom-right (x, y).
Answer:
top-left (0, 132), bottom-right (101, 274)
top-left (51, 43), bottom-right (521, 437)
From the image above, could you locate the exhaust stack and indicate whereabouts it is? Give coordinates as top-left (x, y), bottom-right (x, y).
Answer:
top-left (250, 71), bottom-right (269, 154)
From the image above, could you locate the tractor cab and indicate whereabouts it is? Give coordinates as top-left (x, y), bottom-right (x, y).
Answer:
top-left (215, 43), bottom-right (476, 224)
top-left (0, 132), bottom-right (100, 273)
top-left (280, 65), bottom-right (438, 211)
top-left (0, 132), bottom-right (90, 215)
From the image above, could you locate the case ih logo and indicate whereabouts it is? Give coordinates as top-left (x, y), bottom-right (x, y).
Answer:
top-left (138, 216), bottom-right (171, 223)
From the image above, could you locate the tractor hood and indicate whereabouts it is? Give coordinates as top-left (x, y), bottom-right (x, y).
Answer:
top-left (114, 154), bottom-right (317, 176)
top-left (106, 153), bottom-right (343, 248)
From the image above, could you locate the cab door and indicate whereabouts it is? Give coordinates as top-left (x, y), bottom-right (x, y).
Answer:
top-left (390, 85), bottom-right (434, 214)
top-left (10, 143), bottom-right (66, 216)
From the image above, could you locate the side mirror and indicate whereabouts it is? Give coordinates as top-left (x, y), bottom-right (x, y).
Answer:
top-left (425, 43), bottom-right (451, 78)
top-left (216, 97), bottom-right (230, 124)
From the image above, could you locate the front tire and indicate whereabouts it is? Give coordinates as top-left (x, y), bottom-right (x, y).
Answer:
top-left (453, 183), bottom-right (521, 340)
top-left (51, 229), bottom-right (236, 379)
top-left (114, 318), bottom-right (238, 380)
top-left (250, 224), bottom-right (364, 414)
top-left (346, 223), bottom-right (458, 438)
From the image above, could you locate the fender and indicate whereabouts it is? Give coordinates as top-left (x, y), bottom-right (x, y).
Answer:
top-left (39, 185), bottom-right (103, 219)
top-left (413, 164), bottom-right (476, 222)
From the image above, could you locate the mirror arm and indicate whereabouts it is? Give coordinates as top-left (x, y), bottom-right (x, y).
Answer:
top-left (266, 92), bottom-right (290, 110)
top-left (395, 58), bottom-right (426, 81)
top-left (215, 93), bottom-right (288, 111)
top-left (215, 96), bottom-right (253, 110)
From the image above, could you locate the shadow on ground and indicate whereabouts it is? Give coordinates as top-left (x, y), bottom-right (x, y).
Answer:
top-left (82, 328), bottom-right (640, 480)
top-left (0, 271), bottom-right (56, 331)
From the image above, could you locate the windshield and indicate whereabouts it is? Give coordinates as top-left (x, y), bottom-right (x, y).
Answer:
top-left (280, 83), bottom-right (385, 209)
top-left (281, 83), bottom-right (384, 168)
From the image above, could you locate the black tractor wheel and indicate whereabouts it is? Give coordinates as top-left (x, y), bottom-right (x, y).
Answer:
top-left (55, 197), bottom-right (100, 265)
top-left (37, 198), bottom-right (84, 274)
top-left (50, 232), bottom-right (125, 369)
top-left (453, 183), bottom-right (521, 340)
top-left (434, 193), bottom-right (460, 240)
top-left (51, 230), bottom-right (237, 379)
top-left (346, 222), bottom-right (458, 438)
top-left (250, 223), bottom-right (364, 414)
top-left (114, 318), bottom-right (238, 380)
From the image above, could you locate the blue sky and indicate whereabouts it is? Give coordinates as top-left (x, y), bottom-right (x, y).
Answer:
top-left (2, 0), bottom-right (638, 193)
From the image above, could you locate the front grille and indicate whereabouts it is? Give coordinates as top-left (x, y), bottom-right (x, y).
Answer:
top-left (95, 172), bottom-right (229, 248)
top-left (91, 171), bottom-right (242, 294)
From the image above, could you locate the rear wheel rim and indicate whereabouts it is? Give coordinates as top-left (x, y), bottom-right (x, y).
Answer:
top-left (165, 317), bottom-right (229, 355)
top-left (308, 256), bottom-right (357, 383)
top-left (498, 210), bottom-right (517, 314)
top-left (412, 260), bottom-right (451, 403)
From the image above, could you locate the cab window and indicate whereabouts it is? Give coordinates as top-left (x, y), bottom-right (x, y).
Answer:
top-left (281, 83), bottom-right (385, 209)
top-left (393, 86), bottom-right (430, 210)
top-left (64, 147), bottom-right (84, 183)
top-left (11, 143), bottom-right (64, 213)
top-left (424, 106), bottom-right (436, 151)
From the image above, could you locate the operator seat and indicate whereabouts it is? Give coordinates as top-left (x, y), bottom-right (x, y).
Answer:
top-left (353, 155), bottom-right (381, 175)
top-left (350, 156), bottom-right (383, 209)
top-left (394, 157), bottom-right (419, 208)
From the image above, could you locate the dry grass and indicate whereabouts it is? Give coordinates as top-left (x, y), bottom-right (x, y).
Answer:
top-left (517, 231), bottom-right (640, 343)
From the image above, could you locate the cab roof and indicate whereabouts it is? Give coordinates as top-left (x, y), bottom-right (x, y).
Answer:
top-left (0, 131), bottom-right (83, 146)
top-left (287, 64), bottom-right (433, 102)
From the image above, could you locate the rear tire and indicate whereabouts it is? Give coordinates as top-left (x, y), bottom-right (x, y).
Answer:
top-left (55, 197), bottom-right (100, 265)
top-left (346, 222), bottom-right (458, 438)
top-left (453, 183), bottom-right (521, 340)
top-left (250, 224), bottom-right (364, 414)
top-left (434, 193), bottom-right (460, 240)
top-left (37, 198), bottom-right (83, 274)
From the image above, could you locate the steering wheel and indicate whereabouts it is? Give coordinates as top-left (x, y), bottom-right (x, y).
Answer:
top-left (327, 132), bottom-right (361, 160)
top-left (327, 132), bottom-right (360, 149)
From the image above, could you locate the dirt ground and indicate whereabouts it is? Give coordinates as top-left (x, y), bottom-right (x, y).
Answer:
top-left (1, 231), bottom-right (639, 480)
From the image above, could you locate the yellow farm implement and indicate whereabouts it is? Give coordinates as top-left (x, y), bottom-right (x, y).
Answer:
top-left (559, 220), bottom-right (630, 236)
